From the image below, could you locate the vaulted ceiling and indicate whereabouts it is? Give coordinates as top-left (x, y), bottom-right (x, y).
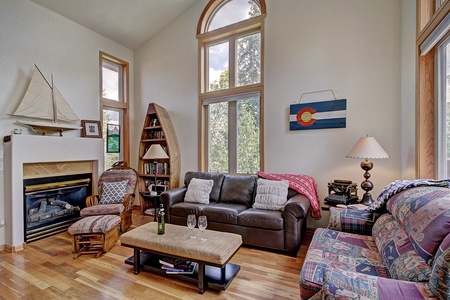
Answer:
top-left (30, 0), bottom-right (199, 50)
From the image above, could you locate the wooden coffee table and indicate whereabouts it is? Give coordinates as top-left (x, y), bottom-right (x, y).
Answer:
top-left (120, 223), bottom-right (242, 294)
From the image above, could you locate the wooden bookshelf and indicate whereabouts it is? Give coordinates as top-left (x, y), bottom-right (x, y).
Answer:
top-left (138, 103), bottom-right (181, 210)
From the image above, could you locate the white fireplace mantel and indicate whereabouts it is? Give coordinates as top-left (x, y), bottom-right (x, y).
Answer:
top-left (3, 134), bottom-right (104, 251)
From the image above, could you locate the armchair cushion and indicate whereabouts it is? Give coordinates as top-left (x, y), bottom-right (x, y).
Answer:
top-left (253, 178), bottom-right (289, 211)
top-left (80, 203), bottom-right (125, 217)
top-left (99, 180), bottom-right (128, 204)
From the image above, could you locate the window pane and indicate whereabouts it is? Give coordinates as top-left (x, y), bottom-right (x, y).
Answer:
top-left (207, 0), bottom-right (261, 32)
top-left (236, 32), bottom-right (261, 86)
top-left (237, 97), bottom-right (260, 173)
top-left (208, 102), bottom-right (228, 172)
top-left (208, 42), bottom-right (229, 92)
top-left (102, 60), bottom-right (121, 101)
top-left (103, 109), bottom-right (121, 169)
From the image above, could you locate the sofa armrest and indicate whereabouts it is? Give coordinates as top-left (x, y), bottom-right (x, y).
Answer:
top-left (284, 193), bottom-right (310, 219)
top-left (283, 193), bottom-right (310, 256)
top-left (327, 207), bottom-right (381, 236)
top-left (160, 186), bottom-right (187, 223)
top-left (311, 268), bottom-right (433, 300)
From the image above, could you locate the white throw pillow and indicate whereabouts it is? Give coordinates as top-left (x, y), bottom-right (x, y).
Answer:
top-left (184, 178), bottom-right (214, 204)
top-left (253, 178), bottom-right (289, 211)
top-left (100, 180), bottom-right (129, 204)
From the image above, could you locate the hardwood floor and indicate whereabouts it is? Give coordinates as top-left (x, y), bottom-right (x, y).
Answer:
top-left (0, 208), bottom-right (314, 300)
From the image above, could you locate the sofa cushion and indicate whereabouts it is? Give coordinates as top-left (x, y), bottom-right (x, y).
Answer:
top-left (429, 234), bottom-right (450, 300)
top-left (299, 228), bottom-right (390, 299)
top-left (253, 178), bottom-right (289, 211)
top-left (238, 208), bottom-right (284, 230)
top-left (99, 180), bottom-right (128, 204)
top-left (184, 178), bottom-right (214, 204)
top-left (372, 214), bottom-right (431, 282)
top-left (170, 202), bottom-right (209, 218)
top-left (184, 171), bottom-right (224, 202)
top-left (311, 269), bottom-right (433, 300)
top-left (202, 203), bottom-right (248, 225)
top-left (387, 186), bottom-right (450, 265)
top-left (219, 175), bottom-right (256, 207)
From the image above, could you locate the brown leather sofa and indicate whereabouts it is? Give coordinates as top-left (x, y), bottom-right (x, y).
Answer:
top-left (160, 171), bottom-right (311, 256)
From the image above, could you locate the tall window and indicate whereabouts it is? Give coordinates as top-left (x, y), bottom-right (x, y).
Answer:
top-left (198, 0), bottom-right (266, 173)
top-left (417, 1), bottom-right (450, 178)
top-left (100, 52), bottom-right (130, 169)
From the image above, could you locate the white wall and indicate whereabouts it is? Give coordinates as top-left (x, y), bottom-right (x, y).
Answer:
top-left (0, 0), bottom-right (134, 247)
top-left (134, 0), bottom-right (416, 228)
top-left (401, 0), bottom-right (417, 179)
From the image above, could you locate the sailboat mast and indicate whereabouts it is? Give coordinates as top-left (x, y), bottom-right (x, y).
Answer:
top-left (51, 74), bottom-right (57, 122)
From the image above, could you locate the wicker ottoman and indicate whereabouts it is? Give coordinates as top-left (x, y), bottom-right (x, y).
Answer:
top-left (68, 215), bottom-right (121, 258)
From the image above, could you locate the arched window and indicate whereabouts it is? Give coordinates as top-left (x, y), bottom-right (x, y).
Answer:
top-left (197, 0), bottom-right (266, 173)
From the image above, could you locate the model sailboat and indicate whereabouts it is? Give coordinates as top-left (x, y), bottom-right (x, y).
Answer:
top-left (12, 65), bottom-right (81, 136)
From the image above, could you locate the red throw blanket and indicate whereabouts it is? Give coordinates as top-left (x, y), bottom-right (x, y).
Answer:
top-left (257, 171), bottom-right (321, 220)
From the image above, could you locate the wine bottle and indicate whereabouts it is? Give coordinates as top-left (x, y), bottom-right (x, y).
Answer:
top-left (157, 203), bottom-right (165, 235)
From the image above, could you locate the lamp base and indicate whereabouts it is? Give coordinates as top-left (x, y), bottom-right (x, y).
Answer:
top-left (361, 192), bottom-right (373, 206)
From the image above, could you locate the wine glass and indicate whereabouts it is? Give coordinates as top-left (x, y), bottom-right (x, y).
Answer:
top-left (187, 214), bottom-right (197, 239)
top-left (198, 215), bottom-right (207, 241)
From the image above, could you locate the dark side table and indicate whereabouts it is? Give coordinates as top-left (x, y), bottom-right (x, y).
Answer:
top-left (141, 193), bottom-right (160, 221)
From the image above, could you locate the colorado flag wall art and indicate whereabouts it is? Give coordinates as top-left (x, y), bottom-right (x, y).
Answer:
top-left (289, 99), bottom-right (347, 130)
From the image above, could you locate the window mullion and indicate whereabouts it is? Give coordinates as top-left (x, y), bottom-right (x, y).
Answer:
top-left (229, 38), bottom-right (236, 88)
top-left (229, 101), bottom-right (237, 173)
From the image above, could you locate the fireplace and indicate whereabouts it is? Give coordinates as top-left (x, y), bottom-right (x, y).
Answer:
top-left (3, 135), bottom-right (104, 252)
top-left (24, 174), bottom-right (92, 242)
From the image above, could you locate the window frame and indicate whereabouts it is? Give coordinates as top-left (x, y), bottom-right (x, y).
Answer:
top-left (100, 51), bottom-right (130, 168)
top-left (197, 0), bottom-right (266, 173)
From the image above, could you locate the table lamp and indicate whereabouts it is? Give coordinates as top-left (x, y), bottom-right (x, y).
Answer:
top-left (143, 144), bottom-right (169, 196)
top-left (346, 136), bottom-right (389, 205)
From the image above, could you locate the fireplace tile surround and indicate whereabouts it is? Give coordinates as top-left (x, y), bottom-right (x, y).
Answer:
top-left (3, 135), bottom-right (104, 251)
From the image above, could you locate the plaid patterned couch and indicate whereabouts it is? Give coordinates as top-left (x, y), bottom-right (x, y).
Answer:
top-left (299, 185), bottom-right (450, 300)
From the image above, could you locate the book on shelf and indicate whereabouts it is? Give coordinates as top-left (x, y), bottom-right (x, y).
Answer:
top-left (144, 162), bottom-right (170, 176)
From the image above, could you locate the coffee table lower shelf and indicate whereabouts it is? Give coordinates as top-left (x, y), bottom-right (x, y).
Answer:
top-left (125, 251), bottom-right (240, 293)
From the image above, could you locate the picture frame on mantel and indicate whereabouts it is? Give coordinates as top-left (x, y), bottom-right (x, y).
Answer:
top-left (81, 120), bottom-right (102, 138)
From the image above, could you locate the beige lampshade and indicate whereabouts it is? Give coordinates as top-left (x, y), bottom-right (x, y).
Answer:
top-left (346, 136), bottom-right (389, 159)
top-left (143, 144), bottom-right (169, 160)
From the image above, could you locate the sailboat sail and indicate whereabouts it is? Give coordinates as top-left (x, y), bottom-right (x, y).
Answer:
top-left (11, 65), bottom-right (81, 135)
top-left (13, 67), bottom-right (54, 120)
top-left (53, 86), bottom-right (80, 123)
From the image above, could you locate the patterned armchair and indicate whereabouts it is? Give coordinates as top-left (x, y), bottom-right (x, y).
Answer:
top-left (80, 164), bottom-right (137, 233)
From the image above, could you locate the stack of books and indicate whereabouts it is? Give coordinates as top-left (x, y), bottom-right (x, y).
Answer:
top-left (159, 257), bottom-right (197, 274)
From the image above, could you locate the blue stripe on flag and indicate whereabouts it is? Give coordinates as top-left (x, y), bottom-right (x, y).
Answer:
top-left (289, 99), bottom-right (347, 114)
top-left (290, 118), bottom-right (346, 130)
